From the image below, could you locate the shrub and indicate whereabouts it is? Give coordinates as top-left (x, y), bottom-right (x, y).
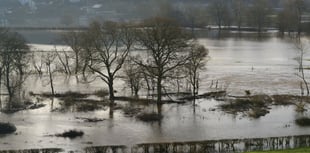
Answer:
top-left (55, 130), bottom-right (84, 139)
top-left (295, 117), bottom-right (310, 126)
top-left (137, 113), bottom-right (163, 122)
top-left (122, 106), bottom-right (142, 117)
top-left (94, 89), bottom-right (109, 98)
top-left (0, 122), bottom-right (17, 134)
top-left (295, 102), bottom-right (307, 112)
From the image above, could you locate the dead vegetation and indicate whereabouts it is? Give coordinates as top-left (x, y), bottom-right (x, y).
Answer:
top-left (220, 95), bottom-right (272, 118)
top-left (41, 91), bottom-right (89, 99)
top-left (115, 96), bottom-right (185, 104)
top-left (219, 93), bottom-right (310, 118)
top-left (179, 91), bottom-right (227, 101)
top-left (59, 98), bottom-right (108, 112)
top-left (75, 117), bottom-right (105, 123)
top-left (30, 90), bottom-right (109, 112)
top-left (32, 90), bottom-right (109, 99)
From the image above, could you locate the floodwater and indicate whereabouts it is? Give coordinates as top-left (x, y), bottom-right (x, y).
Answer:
top-left (0, 30), bottom-right (310, 152)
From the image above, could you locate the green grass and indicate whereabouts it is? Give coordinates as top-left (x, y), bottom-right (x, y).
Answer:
top-left (246, 147), bottom-right (310, 153)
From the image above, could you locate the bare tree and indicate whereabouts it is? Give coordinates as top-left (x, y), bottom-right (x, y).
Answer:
top-left (54, 48), bottom-right (72, 75)
top-left (61, 31), bottom-right (83, 75)
top-left (135, 17), bottom-right (190, 114)
top-left (0, 29), bottom-right (8, 94)
top-left (0, 30), bottom-right (29, 110)
top-left (31, 52), bottom-right (45, 76)
top-left (83, 21), bottom-right (134, 101)
top-left (294, 39), bottom-right (309, 96)
top-left (123, 56), bottom-right (143, 97)
top-left (186, 44), bottom-right (209, 106)
top-left (43, 52), bottom-right (57, 96)
top-left (79, 31), bottom-right (95, 77)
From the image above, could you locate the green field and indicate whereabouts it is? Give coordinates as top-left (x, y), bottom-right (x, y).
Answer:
top-left (246, 148), bottom-right (310, 153)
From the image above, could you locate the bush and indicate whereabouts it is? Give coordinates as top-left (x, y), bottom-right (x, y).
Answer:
top-left (248, 108), bottom-right (269, 118)
top-left (55, 130), bottom-right (84, 139)
top-left (0, 122), bottom-right (17, 134)
top-left (94, 89), bottom-right (109, 98)
top-left (137, 113), bottom-right (163, 122)
top-left (122, 106), bottom-right (142, 117)
top-left (295, 117), bottom-right (310, 126)
top-left (295, 102), bottom-right (307, 112)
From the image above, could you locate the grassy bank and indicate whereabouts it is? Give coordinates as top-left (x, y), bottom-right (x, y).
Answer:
top-left (246, 147), bottom-right (310, 153)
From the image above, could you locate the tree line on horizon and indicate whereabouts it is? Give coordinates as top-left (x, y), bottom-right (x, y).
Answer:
top-left (1, 0), bottom-right (310, 35)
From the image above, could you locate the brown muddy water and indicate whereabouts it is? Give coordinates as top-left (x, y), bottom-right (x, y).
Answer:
top-left (0, 30), bottom-right (310, 152)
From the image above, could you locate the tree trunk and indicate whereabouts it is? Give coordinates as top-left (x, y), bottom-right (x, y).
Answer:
top-left (301, 69), bottom-right (309, 96)
top-left (192, 72), bottom-right (197, 109)
top-left (157, 76), bottom-right (162, 115)
top-left (176, 79), bottom-right (180, 95)
top-left (6, 65), bottom-right (12, 110)
top-left (108, 78), bottom-right (115, 117)
top-left (0, 69), bottom-right (2, 110)
top-left (82, 62), bottom-right (88, 77)
top-left (75, 53), bottom-right (79, 75)
top-left (109, 100), bottom-right (114, 118)
top-left (144, 74), bottom-right (151, 97)
top-left (134, 87), bottom-right (139, 97)
top-left (108, 80), bottom-right (115, 100)
top-left (48, 64), bottom-right (55, 96)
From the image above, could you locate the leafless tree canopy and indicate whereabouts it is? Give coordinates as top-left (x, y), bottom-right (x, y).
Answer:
top-left (0, 29), bottom-right (29, 110)
top-left (186, 43), bottom-right (209, 103)
top-left (82, 21), bottom-right (134, 100)
top-left (135, 17), bottom-right (191, 110)
top-left (61, 31), bottom-right (83, 75)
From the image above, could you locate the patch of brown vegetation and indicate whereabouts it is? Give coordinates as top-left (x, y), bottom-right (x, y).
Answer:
top-left (220, 95), bottom-right (272, 118)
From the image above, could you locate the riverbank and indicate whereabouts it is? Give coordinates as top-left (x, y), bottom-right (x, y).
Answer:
top-left (246, 147), bottom-right (310, 153)
top-left (1, 135), bottom-right (310, 153)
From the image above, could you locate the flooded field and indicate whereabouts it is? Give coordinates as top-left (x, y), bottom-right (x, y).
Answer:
top-left (0, 30), bottom-right (310, 152)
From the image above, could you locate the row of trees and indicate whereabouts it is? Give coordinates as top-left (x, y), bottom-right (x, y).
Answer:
top-left (58, 18), bottom-right (209, 114)
top-left (0, 18), bottom-right (209, 114)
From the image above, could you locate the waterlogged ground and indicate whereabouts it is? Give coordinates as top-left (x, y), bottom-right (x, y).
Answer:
top-left (0, 31), bottom-right (310, 152)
